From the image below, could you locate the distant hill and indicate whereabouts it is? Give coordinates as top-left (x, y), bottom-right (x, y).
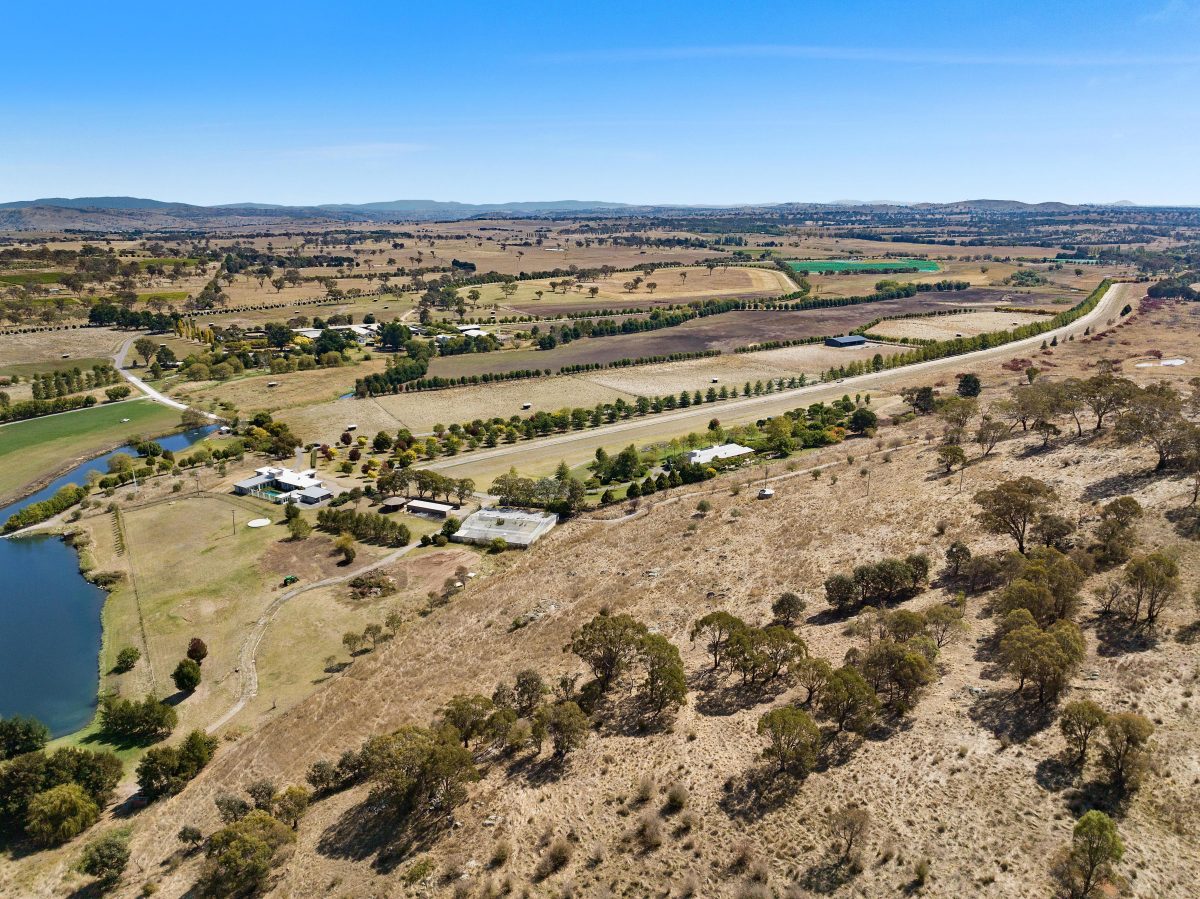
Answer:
top-left (0, 195), bottom-right (1149, 232)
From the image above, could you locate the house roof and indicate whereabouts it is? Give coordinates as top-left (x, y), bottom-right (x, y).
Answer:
top-left (685, 443), bottom-right (755, 465)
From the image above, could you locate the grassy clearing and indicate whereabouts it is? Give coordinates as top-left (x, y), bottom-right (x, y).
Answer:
top-left (0, 271), bottom-right (67, 285)
top-left (0, 356), bottom-right (111, 379)
top-left (788, 258), bottom-right (940, 273)
top-left (0, 398), bottom-right (181, 503)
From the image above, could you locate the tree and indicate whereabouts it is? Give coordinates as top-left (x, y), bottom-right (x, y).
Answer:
top-left (637, 634), bottom-right (688, 717)
top-left (974, 477), bottom-right (1057, 554)
top-left (172, 658), bottom-right (202, 693)
top-left (287, 516), bottom-right (312, 540)
top-left (898, 385), bottom-right (935, 414)
top-left (848, 407), bottom-right (877, 434)
top-left (179, 825), bottom-right (204, 851)
top-left (1079, 373), bottom-right (1135, 431)
top-left (200, 810), bottom-right (295, 898)
top-left (532, 702), bottom-right (590, 759)
top-left (937, 444), bottom-right (966, 473)
top-left (1059, 700), bottom-right (1108, 765)
top-left (757, 707), bottom-right (820, 775)
top-left (335, 531), bottom-right (357, 564)
top-left (187, 637), bottom-right (209, 665)
top-left (829, 804), bottom-right (871, 864)
top-left (136, 730), bottom-right (217, 799)
top-left (512, 669), bottom-right (546, 717)
top-left (1050, 811), bottom-right (1124, 899)
top-left (342, 631), bottom-right (363, 655)
top-left (1000, 621), bottom-right (1083, 703)
top-left (105, 385), bottom-right (131, 402)
top-left (794, 657), bottom-right (832, 707)
top-left (689, 611), bottom-right (746, 671)
top-left (1115, 383), bottom-right (1189, 469)
top-left (772, 591), bottom-right (807, 627)
top-left (568, 613), bottom-right (648, 689)
top-left (975, 418), bottom-right (1009, 457)
top-left (76, 827), bottom-right (131, 891)
top-left (25, 783), bottom-right (99, 846)
top-left (362, 726), bottom-right (478, 819)
top-left (0, 715), bottom-right (49, 760)
top-left (113, 647), bottom-right (140, 673)
top-left (924, 604), bottom-right (965, 647)
top-left (945, 541), bottom-right (971, 579)
top-left (1121, 552), bottom-right (1179, 628)
top-left (439, 694), bottom-right (495, 746)
top-left (818, 667), bottom-right (879, 734)
top-left (273, 786), bottom-right (310, 828)
top-left (1099, 712), bottom-right (1153, 792)
top-left (132, 336), bottom-right (158, 365)
top-left (956, 373), bottom-right (982, 398)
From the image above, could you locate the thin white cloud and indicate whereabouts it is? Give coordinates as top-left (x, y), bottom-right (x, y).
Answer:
top-left (1141, 0), bottom-right (1200, 23)
top-left (533, 44), bottom-right (1200, 67)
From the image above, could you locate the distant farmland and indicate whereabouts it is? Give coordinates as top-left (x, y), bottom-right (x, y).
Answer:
top-left (788, 258), bottom-right (940, 273)
top-left (428, 292), bottom-right (986, 379)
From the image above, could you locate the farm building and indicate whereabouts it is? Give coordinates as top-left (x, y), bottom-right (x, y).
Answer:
top-left (825, 334), bottom-right (867, 348)
top-left (452, 508), bottom-right (558, 548)
top-left (233, 466), bottom-right (333, 505)
top-left (406, 499), bottom-right (456, 518)
top-left (685, 443), bottom-right (755, 465)
top-left (380, 497), bottom-right (408, 513)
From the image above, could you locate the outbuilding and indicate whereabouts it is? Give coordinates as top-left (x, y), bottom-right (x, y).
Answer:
top-left (825, 334), bottom-right (867, 348)
top-left (406, 499), bottom-right (456, 519)
top-left (451, 508), bottom-right (558, 549)
top-left (380, 496), bottom-right (408, 513)
top-left (684, 443), bottom-right (755, 465)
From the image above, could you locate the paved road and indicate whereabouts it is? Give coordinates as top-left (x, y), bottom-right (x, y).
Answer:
top-left (425, 281), bottom-right (1135, 479)
top-left (114, 336), bottom-right (219, 418)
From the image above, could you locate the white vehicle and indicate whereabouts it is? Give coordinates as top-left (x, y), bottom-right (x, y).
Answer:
top-left (345, 423), bottom-right (358, 431)
top-left (758, 487), bottom-right (775, 499)
top-left (521, 402), bottom-right (532, 410)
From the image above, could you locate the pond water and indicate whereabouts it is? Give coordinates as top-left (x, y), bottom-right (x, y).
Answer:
top-left (0, 426), bottom-right (215, 736)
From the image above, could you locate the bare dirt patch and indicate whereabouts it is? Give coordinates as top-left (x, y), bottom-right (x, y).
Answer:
top-left (870, 310), bottom-right (1045, 341)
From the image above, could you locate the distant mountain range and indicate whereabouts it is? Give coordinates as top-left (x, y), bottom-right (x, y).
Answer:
top-left (0, 196), bottom-right (1149, 232)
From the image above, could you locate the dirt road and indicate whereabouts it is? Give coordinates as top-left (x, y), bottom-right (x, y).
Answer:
top-left (425, 281), bottom-right (1134, 481)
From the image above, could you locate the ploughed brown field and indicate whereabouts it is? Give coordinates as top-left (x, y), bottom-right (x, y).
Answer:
top-left (429, 289), bottom-right (1031, 378)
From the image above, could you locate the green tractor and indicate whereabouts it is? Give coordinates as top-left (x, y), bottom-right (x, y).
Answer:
top-left (281, 575), bottom-right (299, 587)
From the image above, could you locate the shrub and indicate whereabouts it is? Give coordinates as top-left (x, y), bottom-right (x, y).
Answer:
top-left (535, 836), bottom-right (573, 880)
top-left (76, 827), bottom-right (131, 890)
top-left (26, 783), bottom-right (99, 846)
top-left (114, 647), bottom-right (141, 673)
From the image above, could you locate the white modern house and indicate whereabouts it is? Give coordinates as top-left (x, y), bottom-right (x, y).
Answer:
top-left (233, 466), bottom-right (333, 505)
top-left (684, 443), bottom-right (755, 465)
top-left (292, 323), bottom-right (380, 343)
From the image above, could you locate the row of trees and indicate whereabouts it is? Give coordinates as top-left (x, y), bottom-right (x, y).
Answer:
top-left (315, 507), bottom-right (411, 546)
top-left (27, 364), bottom-right (119, 399)
top-left (824, 554), bottom-right (931, 612)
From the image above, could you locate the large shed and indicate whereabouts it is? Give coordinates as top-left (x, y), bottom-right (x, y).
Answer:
top-left (825, 334), bottom-right (867, 348)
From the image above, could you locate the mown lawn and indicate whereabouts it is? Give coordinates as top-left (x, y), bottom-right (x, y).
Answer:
top-left (0, 398), bottom-right (181, 502)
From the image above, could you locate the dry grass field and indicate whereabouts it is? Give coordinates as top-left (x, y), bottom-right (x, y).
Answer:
top-left (23, 296), bottom-right (1195, 896)
top-left (868, 310), bottom-right (1046, 341)
top-left (0, 327), bottom-right (124, 369)
top-left (465, 265), bottom-right (796, 314)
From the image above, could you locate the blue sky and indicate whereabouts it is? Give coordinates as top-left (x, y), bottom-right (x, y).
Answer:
top-left (3, 1), bottom-right (1199, 206)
